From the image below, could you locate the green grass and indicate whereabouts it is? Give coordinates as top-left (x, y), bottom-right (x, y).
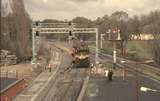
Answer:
top-left (89, 41), bottom-right (152, 61)
top-left (127, 41), bottom-right (152, 60)
top-left (101, 47), bottom-right (113, 55)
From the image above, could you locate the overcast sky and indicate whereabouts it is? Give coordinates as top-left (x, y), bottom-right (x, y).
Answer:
top-left (24, 0), bottom-right (160, 21)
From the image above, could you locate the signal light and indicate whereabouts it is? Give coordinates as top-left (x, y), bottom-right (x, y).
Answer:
top-left (72, 60), bottom-right (75, 63)
top-left (36, 31), bottom-right (39, 36)
top-left (71, 37), bottom-right (74, 40)
top-left (68, 21), bottom-right (72, 26)
top-left (35, 21), bottom-right (39, 26)
top-left (69, 31), bottom-right (72, 36)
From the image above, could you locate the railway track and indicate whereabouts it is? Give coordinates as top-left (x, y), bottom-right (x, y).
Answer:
top-left (98, 52), bottom-right (160, 81)
top-left (42, 63), bottom-right (90, 101)
top-left (54, 68), bottom-right (90, 101)
top-left (37, 41), bottom-right (91, 101)
top-left (89, 46), bottom-right (160, 78)
top-left (90, 46), bottom-right (159, 69)
top-left (59, 68), bottom-right (88, 101)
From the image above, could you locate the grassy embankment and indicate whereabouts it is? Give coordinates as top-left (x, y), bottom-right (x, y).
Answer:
top-left (97, 41), bottom-right (153, 61)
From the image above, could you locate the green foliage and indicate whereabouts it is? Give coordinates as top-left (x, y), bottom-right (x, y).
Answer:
top-left (151, 40), bottom-right (160, 64)
top-left (42, 19), bottom-right (64, 23)
top-left (72, 17), bottom-right (93, 28)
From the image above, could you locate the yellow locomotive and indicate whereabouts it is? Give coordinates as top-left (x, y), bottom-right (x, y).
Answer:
top-left (72, 41), bottom-right (90, 68)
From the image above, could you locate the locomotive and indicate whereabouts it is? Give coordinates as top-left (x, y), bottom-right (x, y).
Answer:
top-left (72, 40), bottom-right (90, 68)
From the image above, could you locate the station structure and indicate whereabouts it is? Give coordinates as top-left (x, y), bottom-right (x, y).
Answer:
top-left (31, 22), bottom-right (99, 64)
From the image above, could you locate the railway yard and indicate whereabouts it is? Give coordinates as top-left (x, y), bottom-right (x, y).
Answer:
top-left (12, 42), bottom-right (160, 101)
top-left (1, 1), bottom-right (160, 101)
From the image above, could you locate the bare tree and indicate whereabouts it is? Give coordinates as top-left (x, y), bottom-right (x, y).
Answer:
top-left (142, 11), bottom-right (160, 64)
top-left (0, 0), bottom-right (2, 50)
top-left (1, 0), bottom-right (31, 61)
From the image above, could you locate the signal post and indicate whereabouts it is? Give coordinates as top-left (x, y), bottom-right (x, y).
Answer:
top-left (108, 28), bottom-right (121, 69)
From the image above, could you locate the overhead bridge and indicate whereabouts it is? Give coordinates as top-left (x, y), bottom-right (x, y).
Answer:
top-left (31, 22), bottom-right (99, 63)
top-left (32, 28), bottom-right (98, 34)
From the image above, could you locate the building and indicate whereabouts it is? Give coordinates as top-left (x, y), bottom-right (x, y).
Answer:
top-left (130, 34), bottom-right (155, 40)
top-left (0, 77), bottom-right (26, 101)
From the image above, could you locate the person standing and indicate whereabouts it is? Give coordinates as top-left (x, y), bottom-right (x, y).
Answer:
top-left (48, 64), bottom-right (52, 72)
top-left (108, 69), bottom-right (113, 81)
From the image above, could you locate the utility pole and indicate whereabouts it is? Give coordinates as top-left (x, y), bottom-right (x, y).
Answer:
top-left (100, 34), bottom-right (105, 49)
top-left (113, 40), bottom-right (117, 69)
top-left (32, 21), bottom-right (40, 65)
top-left (32, 29), bottom-right (36, 63)
top-left (68, 21), bottom-right (73, 44)
top-left (95, 28), bottom-right (99, 64)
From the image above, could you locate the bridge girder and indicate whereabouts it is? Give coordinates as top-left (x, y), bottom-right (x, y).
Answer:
top-left (32, 28), bottom-right (98, 34)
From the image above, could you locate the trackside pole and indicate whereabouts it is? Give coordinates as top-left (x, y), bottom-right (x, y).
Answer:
top-left (113, 41), bottom-right (117, 69)
top-left (95, 28), bottom-right (99, 64)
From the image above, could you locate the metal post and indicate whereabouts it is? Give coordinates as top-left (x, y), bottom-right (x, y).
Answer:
top-left (121, 60), bottom-right (126, 80)
top-left (32, 30), bottom-right (36, 63)
top-left (68, 36), bottom-right (71, 44)
top-left (100, 34), bottom-right (105, 49)
top-left (16, 70), bottom-right (18, 79)
top-left (135, 60), bottom-right (139, 101)
top-left (123, 66), bottom-right (126, 80)
top-left (95, 29), bottom-right (99, 64)
top-left (100, 34), bottom-right (103, 49)
top-left (113, 41), bottom-right (116, 69)
top-left (6, 67), bottom-right (8, 78)
top-left (68, 22), bottom-right (73, 44)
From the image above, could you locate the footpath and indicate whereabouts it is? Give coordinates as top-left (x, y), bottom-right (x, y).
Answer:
top-left (13, 48), bottom-right (63, 101)
top-left (83, 67), bottom-right (160, 101)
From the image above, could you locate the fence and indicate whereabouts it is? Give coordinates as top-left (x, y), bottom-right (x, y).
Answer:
top-left (0, 70), bottom-right (32, 79)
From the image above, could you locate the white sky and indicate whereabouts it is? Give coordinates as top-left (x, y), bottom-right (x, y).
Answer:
top-left (24, 0), bottom-right (160, 20)
top-left (1, 0), bottom-right (13, 16)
